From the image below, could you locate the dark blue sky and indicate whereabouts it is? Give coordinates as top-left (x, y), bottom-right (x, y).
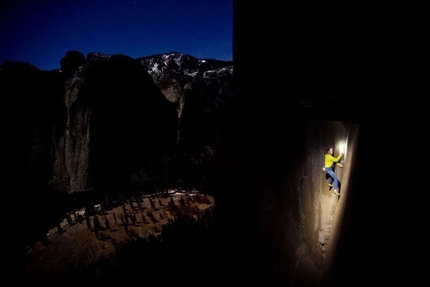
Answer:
top-left (0, 0), bottom-right (233, 71)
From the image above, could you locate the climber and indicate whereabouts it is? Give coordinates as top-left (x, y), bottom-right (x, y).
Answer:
top-left (323, 147), bottom-right (343, 196)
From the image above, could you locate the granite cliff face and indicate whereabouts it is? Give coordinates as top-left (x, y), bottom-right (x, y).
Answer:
top-left (138, 52), bottom-right (233, 106)
top-left (2, 51), bottom-right (233, 198)
top-left (138, 52), bottom-right (234, 148)
top-left (57, 51), bottom-right (233, 195)
top-left (52, 52), bottom-right (181, 194)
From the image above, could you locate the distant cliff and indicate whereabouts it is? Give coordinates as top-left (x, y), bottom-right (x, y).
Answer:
top-left (1, 51), bottom-right (233, 198)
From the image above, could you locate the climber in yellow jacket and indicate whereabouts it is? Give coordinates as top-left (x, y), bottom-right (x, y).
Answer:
top-left (323, 147), bottom-right (343, 196)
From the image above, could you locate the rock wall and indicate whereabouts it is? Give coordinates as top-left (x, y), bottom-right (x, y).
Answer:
top-left (51, 76), bottom-right (92, 193)
top-left (51, 54), bottom-right (179, 194)
top-left (254, 120), bottom-right (358, 285)
top-left (224, 1), bottom-right (404, 286)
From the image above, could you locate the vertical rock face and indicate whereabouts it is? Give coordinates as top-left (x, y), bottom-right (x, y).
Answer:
top-left (48, 50), bottom-right (90, 193)
top-left (139, 52), bottom-right (234, 148)
top-left (3, 51), bottom-right (233, 196)
top-left (52, 53), bottom-right (180, 194)
top-left (253, 120), bottom-right (358, 285)
top-left (51, 75), bottom-right (92, 193)
top-left (227, 2), bottom-right (402, 286)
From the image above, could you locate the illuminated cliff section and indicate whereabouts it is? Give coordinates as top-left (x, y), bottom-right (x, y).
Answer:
top-left (248, 120), bottom-right (357, 285)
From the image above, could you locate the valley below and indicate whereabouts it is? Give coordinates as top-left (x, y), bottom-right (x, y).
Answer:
top-left (17, 190), bottom-right (216, 285)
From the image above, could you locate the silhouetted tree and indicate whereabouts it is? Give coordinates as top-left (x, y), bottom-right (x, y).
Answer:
top-left (104, 215), bottom-right (110, 230)
top-left (85, 216), bottom-right (91, 230)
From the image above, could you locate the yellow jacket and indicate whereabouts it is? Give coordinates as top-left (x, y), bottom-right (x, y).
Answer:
top-left (324, 153), bottom-right (343, 168)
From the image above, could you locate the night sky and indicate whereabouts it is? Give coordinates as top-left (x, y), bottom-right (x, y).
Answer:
top-left (0, 0), bottom-right (233, 71)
